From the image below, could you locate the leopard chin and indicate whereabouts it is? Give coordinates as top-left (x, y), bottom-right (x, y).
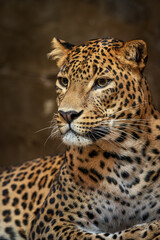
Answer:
top-left (62, 130), bottom-right (93, 146)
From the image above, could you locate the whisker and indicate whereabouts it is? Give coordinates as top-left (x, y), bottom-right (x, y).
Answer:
top-left (56, 141), bottom-right (65, 150)
top-left (92, 130), bottom-right (117, 149)
top-left (111, 126), bottom-right (140, 142)
top-left (51, 129), bottom-right (59, 138)
top-left (114, 126), bottom-right (149, 138)
top-left (91, 125), bottom-right (125, 150)
top-left (44, 133), bottom-right (53, 147)
top-left (103, 100), bottom-right (148, 121)
top-left (114, 124), bottom-right (148, 134)
top-left (35, 126), bottom-right (53, 134)
top-left (104, 128), bottom-right (127, 150)
top-left (101, 118), bottom-right (150, 135)
top-left (108, 118), bottom-right (151, 123)
top-left (102, 119), bottom-right (151, 128)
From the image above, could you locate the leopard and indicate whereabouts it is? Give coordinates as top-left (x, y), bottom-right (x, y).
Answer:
top-left (1, 37), bottom-right (160, 240)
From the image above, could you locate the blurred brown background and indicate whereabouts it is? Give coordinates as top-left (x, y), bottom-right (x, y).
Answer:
top-left (0, 0), bottom-right (160, 168)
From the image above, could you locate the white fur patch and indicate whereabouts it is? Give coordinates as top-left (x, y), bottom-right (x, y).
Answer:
top-left (62, 131), bottom-right (92, 146)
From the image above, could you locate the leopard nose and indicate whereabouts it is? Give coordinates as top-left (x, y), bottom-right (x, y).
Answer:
top-left (58, 110), bottom-right (83, 124)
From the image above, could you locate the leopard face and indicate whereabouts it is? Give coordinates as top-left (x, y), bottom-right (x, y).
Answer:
top-left (49, 37), bottom-right (148, 147)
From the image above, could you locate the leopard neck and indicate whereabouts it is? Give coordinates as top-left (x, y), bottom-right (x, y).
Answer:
top-left (65, 144), bottom-right (116, 188)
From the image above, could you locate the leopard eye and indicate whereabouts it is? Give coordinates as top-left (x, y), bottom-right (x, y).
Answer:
top-left (96, 78), bottom-right (108, 87)
top-left (94, 78), bottom-right (112, 89)
top-left (57, 77), bottom-right (68, 88)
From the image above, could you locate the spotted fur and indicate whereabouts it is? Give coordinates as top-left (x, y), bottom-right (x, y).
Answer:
top-left (1, 37), bottom-right (160, 240)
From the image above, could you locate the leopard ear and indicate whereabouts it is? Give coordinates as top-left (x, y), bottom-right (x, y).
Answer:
top-left (117, 40), bottom-right (148, 72)
top-left (48, 38), bottom-right (74, 67)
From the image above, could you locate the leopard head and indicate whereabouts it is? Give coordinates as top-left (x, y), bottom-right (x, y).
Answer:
top-left (49, 37), bottom-right (148, 147)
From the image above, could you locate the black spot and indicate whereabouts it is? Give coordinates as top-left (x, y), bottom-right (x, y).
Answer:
top-left (113, 234), bottom-right (118, 239)
top-left (15, 220), bottom-right (21, 227)
top-left (152, 169), bottom-right (160, 182)
top-left (100, 161), bottom-right (105, 169)
top-left (78, 147), bottom-right (83, 154)
top-left (120, 155), bottom-right (133, 163)
top-left (54, 202), bottom-right (59, 209)
top-left (38, 175), bottom-right (48, 190)
top-left (130, 147), bottom-right (137, 153)
top-left (96, 208), bottom-right (102, 214)
top-left (31, 191), bottom-right (37, 201)
top-left (152, 148), bottom-right (159, 155)
top-left (119, 83), bottom-right (123, 89)
top-left (78, 167), bottom-right (88, 174)
top-left (89, 174), bottom-right (98, 183)
top-left (117, 112), bottom-right (125, 119)
top-left (142, 231), bottom-right (147, 238)
top-left (49, 197), bottom-right (55, 204)
top-left (3, 210), bottom-right (11, 216)
top-left (150, 202), bottom-right (157, 208)
top-left (15, 209), bottom-right (20, 215)
top-left (2, 189), bottom-right (9, 196)
top-left (127, 113), bottom-right (132, 119)
top-left (69, 153), bottom-right (73, 160)
top-left (22, 193), bottom-right (28, 200)
top-left (115, 132), bottom-right (126, 142)
top-left (31, 231), bottom-right (35, 240)
top-left (141, 140), bottom-right (150, 157)
top-left (53, 225), bottom-right (62, 231)
top-left (124, 74), bottom-right (128, 79)
top-left (44, 214), bottom-right (51, 223)
top-left (57, 194), bottom-right (62, 199)
top-left (144, 170), bottom-right (155, 182)
top-left (86, 211), bottom-right (94, 219)
top-left (2, 180), bottom-right (10, 186)
top-left (3, 209), bottom-right (11, 223)
top-left (29, 202), bottom-right (33, 211)
top-left (68, 215), bottom-right (75, 221)
top-left (103, 151), bottom-right (111, 159)
top-left (45, 226), bottom-right (50, 233)
top-left (18, 229), bottom-right (27, 240)
top-left (132, 132), bottom-right (139, 139)
top-left (138, 96), bottom-right (142, 103)
top-left (5, 227), bottom-right (16, 240)
top-left (11, 184), bottom-right (17, 191)
top-left (90, 168), bottom-right (104, 180)
top-left (2, 197), bottom-right (10, 205)
top-left (135, 157), bottom-right (141, 164)
top-left (89, 150), bottom-right (98, 158)
top-left (28, 173), bottom-right (34, 179)
top-left (63, 194), bottom-right (68, 201)
top-left (106, 176), bottom-right (117, 185)
top-left (77, 211), bottom-right (83, 218)
top-left (142, 212), bottom-right (149, 221)
top-left (121, 171), bottom-right (129, 179)
top-left (23, 219), bottom-right (28, 226)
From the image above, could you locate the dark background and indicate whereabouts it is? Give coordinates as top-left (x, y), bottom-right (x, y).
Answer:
top-left (0, 0), bottom-right (160, 168)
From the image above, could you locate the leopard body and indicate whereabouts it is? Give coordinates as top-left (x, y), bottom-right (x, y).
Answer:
top-left (1, 37), bottom-right (160, 240)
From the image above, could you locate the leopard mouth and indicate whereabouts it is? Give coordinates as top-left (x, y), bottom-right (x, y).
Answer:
top-left (61, 125), bottom-right (110, 146)
top-left (61, 127), bottom-right (83, 139)
top-left (62, 125), bottom-right (110, 141)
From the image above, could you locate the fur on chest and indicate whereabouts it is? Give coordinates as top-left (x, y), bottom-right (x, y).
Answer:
top-left (73, 187), bottom-right (160, 233)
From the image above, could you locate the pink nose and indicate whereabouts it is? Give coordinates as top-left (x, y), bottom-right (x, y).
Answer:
top-left (58, 110), bottom-right (83, 123)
